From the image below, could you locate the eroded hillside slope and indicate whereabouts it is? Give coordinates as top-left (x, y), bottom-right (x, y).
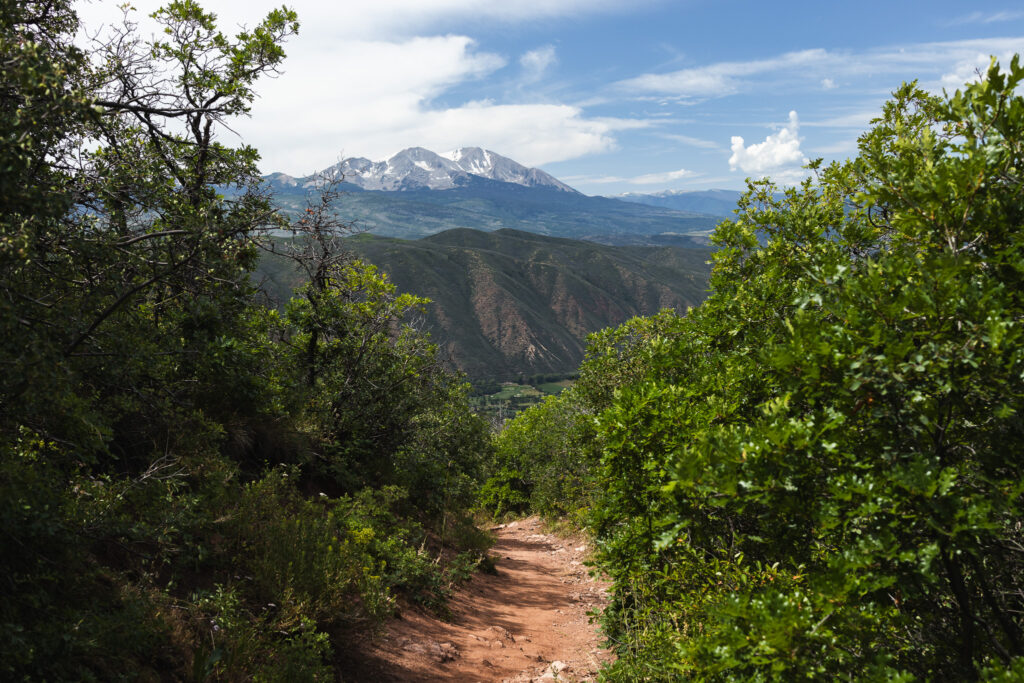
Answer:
top-left (259, 229), bottom-right (712, 381)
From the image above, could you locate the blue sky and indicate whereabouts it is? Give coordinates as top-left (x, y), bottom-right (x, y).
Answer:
top-left (78, 1), bottom-right (1024, 195)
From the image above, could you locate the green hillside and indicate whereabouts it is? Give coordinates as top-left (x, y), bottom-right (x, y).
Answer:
top-left (258, 228), bottom-right (713, 381)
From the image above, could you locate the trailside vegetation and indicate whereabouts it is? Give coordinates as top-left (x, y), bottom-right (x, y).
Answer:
top-left (484, 58), bottom-right (1024, 679)
top-left (1, 1), bottom-right (490, 679)
top-left (479, 310), bottom-right (682, 521)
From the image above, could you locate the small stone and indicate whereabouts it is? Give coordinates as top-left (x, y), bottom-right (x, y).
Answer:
top-left (486, 625), bottom-right (516, 643)
top-left (550, 660), bottom-right (569, 673)
top-left (401, 639), bottom-right (458, 662)
top-left (434, 642), bottom-right (459, 663)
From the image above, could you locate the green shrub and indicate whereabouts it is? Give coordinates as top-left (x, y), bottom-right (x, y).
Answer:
top-left (477, 466), bottom-right (531, 517)
top-left (0, 441), bottom-right (183, 680)
top-left (583, 58), bottom-right (1024, 680)
top-left (0, 1), bottom-right (492, 679)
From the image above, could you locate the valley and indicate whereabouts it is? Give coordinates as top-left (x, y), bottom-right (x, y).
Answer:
top-left (256, 149), bottom-right (720, 392)
top-left (257, 228), bottom-right (713, 384)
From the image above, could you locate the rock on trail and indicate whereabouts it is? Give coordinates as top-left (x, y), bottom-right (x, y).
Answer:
top-left (340, 517), bottom-right (611, 682)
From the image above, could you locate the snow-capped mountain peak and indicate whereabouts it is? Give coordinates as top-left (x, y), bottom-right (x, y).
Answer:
top-left (444, 147), bottom-right (494, 174)
top-left (315, 147), bottom-right (578, 193)
top-left (443, 147), bottom-right (577, 192)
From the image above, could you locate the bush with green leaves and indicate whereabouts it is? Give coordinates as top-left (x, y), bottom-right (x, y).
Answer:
top-left (478, 309), bottom-right (687, 521)
top-left (278, 258), bottom-right (490, 515)
top-left (586, 58), bottom-right (1024, 680)
top-left (0, 2), bottom-right (492, 679)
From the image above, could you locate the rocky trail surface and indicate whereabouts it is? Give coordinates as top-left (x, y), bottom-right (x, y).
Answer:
top-left (342, 517), bottom-right (611, 682)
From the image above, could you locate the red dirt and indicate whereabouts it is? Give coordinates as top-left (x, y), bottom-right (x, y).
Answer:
top-left (340, 517), bottom-right (611, 682)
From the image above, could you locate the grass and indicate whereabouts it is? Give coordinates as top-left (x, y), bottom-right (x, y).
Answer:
top-left (537, 379), bottom-right (574, 395)
top-left (487, 384), bottom-right (543, 400)
top-left (469, 384), bottom-right (548, 423)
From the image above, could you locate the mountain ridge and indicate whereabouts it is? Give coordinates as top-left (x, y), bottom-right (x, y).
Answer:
top-left (267, 176), bottom-right (725, 245)
top-left (260, 147), bottom-right (740, 246)
top-left (257, 228), bottom-right (713, 381)
top-left (268, 146), bottom-right (578, 194)
top-left (612, 188), bottom-right (746, 216)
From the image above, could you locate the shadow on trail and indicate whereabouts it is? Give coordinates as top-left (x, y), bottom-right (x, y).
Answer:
top-left (494, 536), bottom-right (558, 553)
top-left (340, 520), bottom-right (606, 682)
top-left (448, 533), bottom-right (578, 636)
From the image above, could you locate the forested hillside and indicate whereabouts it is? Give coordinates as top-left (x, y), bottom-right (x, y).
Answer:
top-left (482, 60), bottom-right (1024, 679)
top-left (259, 228), bottom-right (712, 381)
top-left (1, 3), bottom-right (491, 679)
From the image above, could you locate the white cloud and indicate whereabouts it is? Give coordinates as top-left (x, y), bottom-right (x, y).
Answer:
top-left (812, 139), bottom-right (859, 156)
top-left (628, 168), bottom-right (696, 184)
top-left (77, 0), bottom-right (656, 40)
top-left (567, 167), bottom-right (696, 185)
top-left (802, 111), bottom-right (879, 129)
top-left (622, 69), bottom-right (733, 98)
top-left (821, 78), bottom-right (837, 89)
top-left (75, 1), bottom-right (656, 173)
top-left (617, 38), bottom-right (1024, 98)
top-left (617, 49), bottom-right (829, 97)
top-left (520, 45), bottom-right (557, 81)
top-left (663, 134), bottom-right (720, 149)
top-left (225, 33), bottom-right (651, 171)
top-left (938, 52), bottom-right (1022, 90)
top-left (84, 3), bottom-right (1024, 183)
top-left (729, 111), bottom-right (808, 184)
top-left (243, 85), bottom-right (636, 171)
top-left (379, 102), bottom-right (631, 166)
top-left (951, 10), bottom-right (1024, 25)
top-left (312, 0), bottom-right (658, 38)
top-left (234, 35), bottom-right (508, 169)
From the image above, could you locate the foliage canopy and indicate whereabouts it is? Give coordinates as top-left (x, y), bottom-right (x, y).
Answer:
top-left (0, 1), bottom-right (490, 678)
top-left (596, 58), bottom-right (1024, 680)
top-left (490, 57), bottom-right (1024, 681)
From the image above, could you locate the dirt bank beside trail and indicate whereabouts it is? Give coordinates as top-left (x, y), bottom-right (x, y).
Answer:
top-left (342, 517), bottom-right (611, 682)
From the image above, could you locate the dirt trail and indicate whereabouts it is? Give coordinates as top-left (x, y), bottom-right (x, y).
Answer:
top-left (343, 517), bottom-right (611, 682)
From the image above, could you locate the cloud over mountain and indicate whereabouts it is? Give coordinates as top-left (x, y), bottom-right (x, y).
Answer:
top-left (729, 111), bottom-right (808, 185)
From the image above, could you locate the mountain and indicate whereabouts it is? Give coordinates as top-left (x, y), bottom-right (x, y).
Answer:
top-left (260, 147), bottom-right (728, 246)
top-left (613, 189), bottom-right (745, 217)
top-left (257, 229), bottom-right (713, 381)
top-left (290, 146), bottom-right (578, 193)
